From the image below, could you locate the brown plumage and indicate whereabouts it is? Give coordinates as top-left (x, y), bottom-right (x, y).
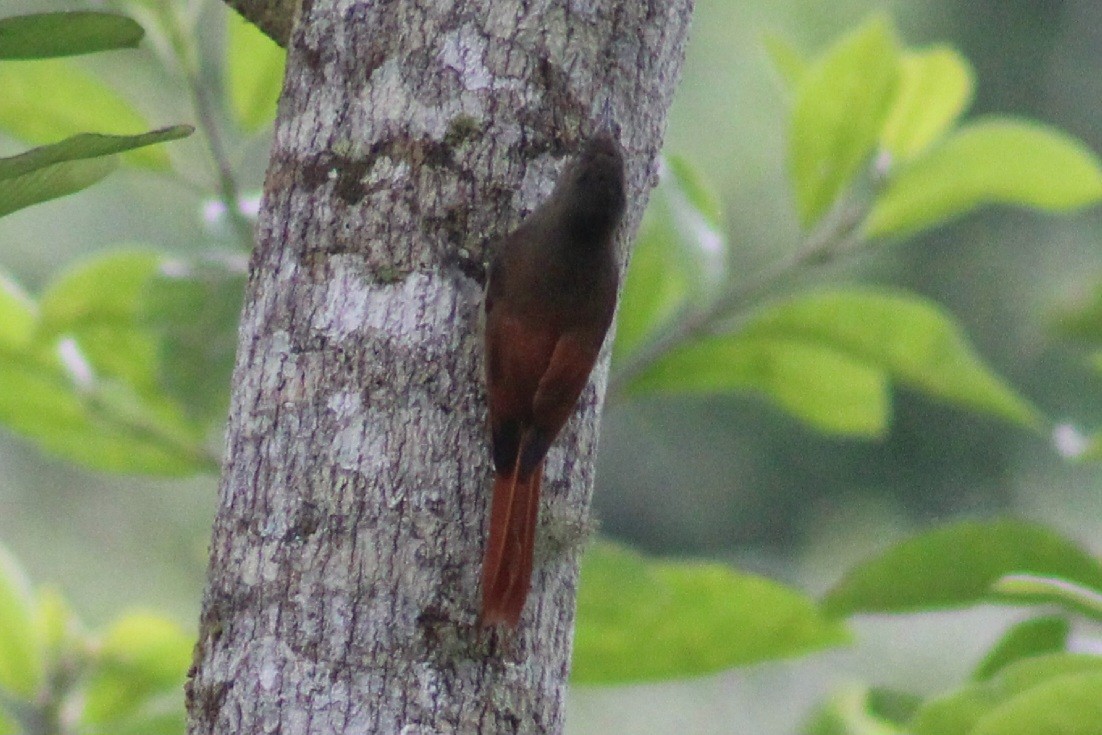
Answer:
top-left (481, 132), bottom-right (627, 627)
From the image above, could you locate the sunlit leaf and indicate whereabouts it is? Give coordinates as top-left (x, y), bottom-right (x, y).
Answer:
top-left (993, 574), bottom-right (1102, 622)
top-left (36, 585), bottom-right (82, 658)
top-left (613, 155), bottom-right (726, 362)
top-left (0, 356), bottom-right (213, 476)
top-left (226, 11), bottom-right (286, 131)
top-left (666, 155), bottom-right (723, 233)
top-left (970, 671), bottom-right (1102, 735)
top-left (0, 12), bottom-right (143, 59)
top-left (0, 60), bottom-right (171, 168)
top-left (628, 335), bottom-right (889, 436)
top-left (912, 654), bottom-right (1102, 735)
top-left (789, 14), bottom-right (901, 227)
top-left (573, 542), bottom-right (847, 683)
top-left (866, 118), bottom-right (1102, 238)
top-left (0, 253), bottom-right (216, 476)
top-left (0, 708), bottom-right (16, 735)
top-left (1080, 433), bottom-right (1102, 462)
top-left (0, 276), bottom-right (36, 348)
top-left (762, 32), bottom-right (807, 91)
top-left (83, 612), bottom-right (192, 725)
top-left (739, 289), bottom-right (1041, 429)
top-left (39, 248), bottom-right (166, 389)
top-left (663, 155), bottom-right (727, 288)
top-left (822, 519), bottom-right (1102, 615)
top-left (0, 544), bottom-right (43, 698)
top-left (108, 697), bottom-right (187, 735)
top-left (802, 686), bottom-right (909, 735)
top-left (880, 46), bottom-right (974, 161)
top-left (613, 221), bottom-right (692, 361)
top-left (973, 615), bottom-right (1070, 681)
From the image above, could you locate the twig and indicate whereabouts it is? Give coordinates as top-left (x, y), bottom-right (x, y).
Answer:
top-left (606, 195), bottom-right (870, 401)
top-left (158, 3), bottom-right (255, 250)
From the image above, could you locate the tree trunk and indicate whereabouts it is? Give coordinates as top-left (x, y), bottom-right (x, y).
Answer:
top-left (188, 1), bottom-right (692, 732)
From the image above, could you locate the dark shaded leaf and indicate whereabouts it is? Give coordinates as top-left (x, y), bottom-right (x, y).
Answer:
top-left (0, 12), bottom-right (143, 59)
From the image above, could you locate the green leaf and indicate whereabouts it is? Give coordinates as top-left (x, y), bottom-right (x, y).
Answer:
top-left (0, 544), bottom-right (43, 698)
top-left (739, 289), bottom-right (1041, 429)
top-left (39, 248), bottom-right (166, 389)
top-left (108, 698), bottom-right (187, 735)
top-left (1080, 433), bottom-right (1102, 462)
top-left (665, 155), bottom-right (723, 233)
top-left (911, 654), bottom-right (1102, 735)
top-left (1051, 282), bottom-right (1102, 347)
top-left (0, 356), bottom-right (212, 476)
top-left (803, 686), bottom-right (907, 735)
top-left (866, 118), bottom-right (1102, 238)
top-left (663, 156), bottom-right (727, 288)
top-left (0, 276), bottom-right (36, 349)
top-left (0, 128), bottom-right (192, 217)
top-left (0, 708), bottom-right (16, 735)
top-left (0, 156), bottom-right (116, 218)
top-left (970, 671), bottom-right (1102, 735)
top-left (36, 586), bottom-right (82, 658)
top-left (142, 258), bottom-right (244, 426)
top-left (613, 220), bottom-right (692, 361)
top-left (973, 615), bottom-right (1070, 681)
top-left (880, 46), bottom-right (974, 161)
top-left (789, 14), bottom-right (901, 228)
top-left (0, 127), bottom-right (193, 181)
top-left (226, 11), bottom-right (286, 131)
top-left (613, 155), bottom-right (726, 362)
top-left (572, 542), bottom-right (847, 683)
top-left (0, 253), bottom-right (216, 476)
top-left (83, 612), bottom-right (192, 725)
top-left (822, 519), bottom-right (1102, 616)
top-left (0, 12), bottom-right (144, 59)
top-left (867, 687), bottom-right (924, 726)
top-left (629, 335), bottom-right (890, 436)
top-left (992, 574), bottom-right (1102, 622)
top-left (762, 32), bottom-right (807, 90)
top-left (40, 247), bottom-right (159, 322)
top-left (0, 59), bottom-right (171, 169)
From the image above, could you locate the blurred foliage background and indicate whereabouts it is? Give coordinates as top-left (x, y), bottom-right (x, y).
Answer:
top-left (0, 0), bottom-right (1100, 733)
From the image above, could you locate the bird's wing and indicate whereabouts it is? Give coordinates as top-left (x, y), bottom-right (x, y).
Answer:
top-left (484, 307), bottom-right (558, 474)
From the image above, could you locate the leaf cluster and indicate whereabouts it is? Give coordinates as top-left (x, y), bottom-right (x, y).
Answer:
top-left (0, 544), bottom-right (191, 735)
top-left (0, 5), bottom-right (283, 474)
top-left (805, 520), bottom-right (1102, 735)
top-left (611, 14), bottom-right (1101, 441)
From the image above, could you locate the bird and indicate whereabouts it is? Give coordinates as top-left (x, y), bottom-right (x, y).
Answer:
top-left (480, 131), bottom-right (627, 628)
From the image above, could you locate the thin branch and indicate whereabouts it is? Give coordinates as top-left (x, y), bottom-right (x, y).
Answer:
top-left (158, 3), bottom-right (256, 250)
top-left (187, 75), bottom-right (256, 248)
top-left (606, 196), bottom-right (870, 401)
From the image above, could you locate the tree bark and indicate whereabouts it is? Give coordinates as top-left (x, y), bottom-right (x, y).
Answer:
top-left (188, 1), bottom-right (692, 732)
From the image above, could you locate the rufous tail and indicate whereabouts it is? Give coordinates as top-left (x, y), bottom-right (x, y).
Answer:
top-left (480, 464), bottom-right (543, 628)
